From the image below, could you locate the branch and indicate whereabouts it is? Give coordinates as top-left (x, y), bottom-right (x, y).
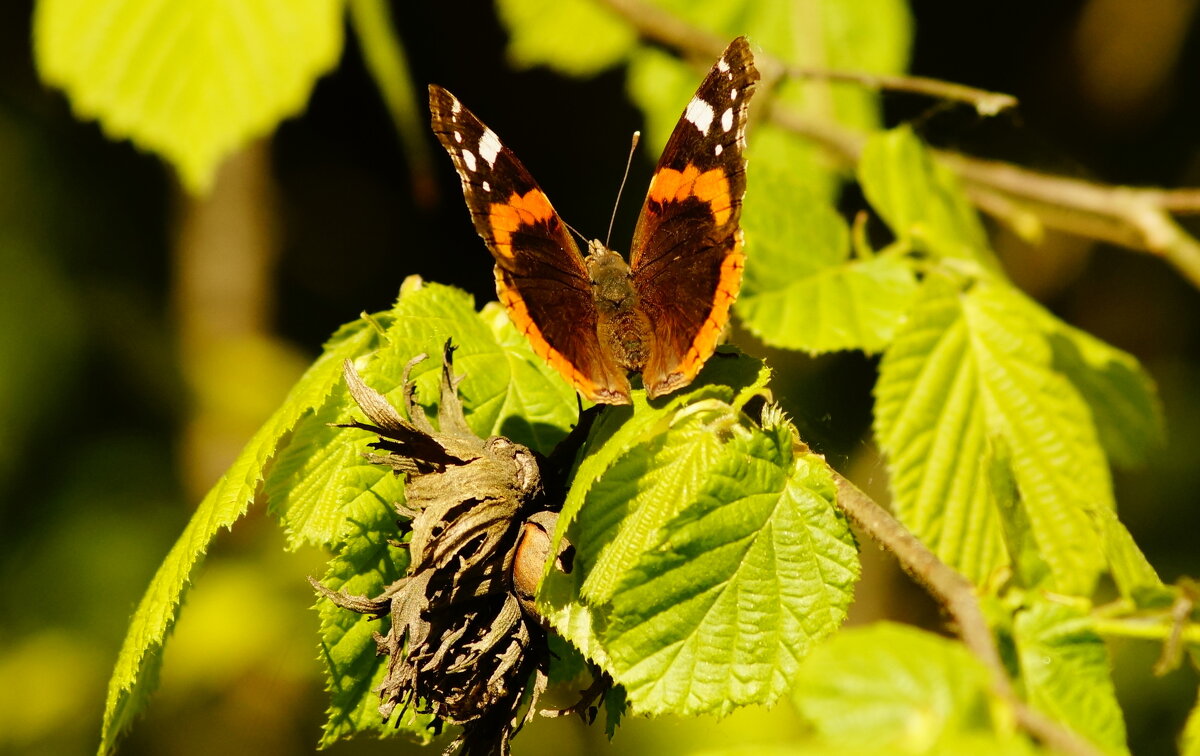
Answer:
top-left (596, 0), bottom-right (1017, 116)
top-left (827, 466), bottom-right (1104, 756)
top-left (597, 0), bottom-right (1200, 289)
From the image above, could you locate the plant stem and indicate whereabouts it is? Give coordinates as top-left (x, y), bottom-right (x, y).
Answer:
top-left (596, 0), bottom-right (1200, 290)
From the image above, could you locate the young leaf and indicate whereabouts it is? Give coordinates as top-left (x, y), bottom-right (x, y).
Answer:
top-left (1013, 601), bottom-right (1129, 755)
top-left (738, 172), bottom-right (919, 353)
top-left (496, 0), bottom-right (635, 75)
top-left (859, 127), bottom-right (997, 268)
top-left (601, 422), bottom-right (857, 715)
top-left (792, 623), bottom-right (1010, 752)
top-left (99, 317), bottom-right (384, 755)
top-left (874, 278), bottom-right (1113, 594)
top-left (35, 0), bottom-right (344, 193)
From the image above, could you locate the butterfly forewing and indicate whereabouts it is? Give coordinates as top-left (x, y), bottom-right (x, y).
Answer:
top-left (628, 38), bottom-right (759, 398)
top-left (428, 85), bottom-right (631, 403)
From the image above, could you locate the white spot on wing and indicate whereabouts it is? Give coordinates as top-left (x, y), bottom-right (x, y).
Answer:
top-left (451, 98), bottom-right (461, 115)
top-left (479, 128), bottom-right (502, 166)
top-left (454, 131), bottom-right (462, 143)
top-left (721, 107), bottom-right (734, 132)
top-left (462, 149), bottom-right (477, 172)
top-left (482, 180), bottom-right (491, 192)
top-left (714, 143), bottom-right (723, 156)
top-left (731, 88), bottom-right (739, 101)
top-left (717, 57), bottom-right (730, 73)
top-left (684, 97), bottom-right (715, 135)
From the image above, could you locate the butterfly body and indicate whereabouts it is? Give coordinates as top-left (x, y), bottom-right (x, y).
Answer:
top-left (431, 37), bottom-right (759, 404)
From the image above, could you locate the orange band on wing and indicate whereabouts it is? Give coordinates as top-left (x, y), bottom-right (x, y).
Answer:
top-left (495, 268), bottom-right (600, 399)
top-left (657, 237), bottom-right (739, 396)
top-left (489, 189), bottom-right (557, 260)
top-left (647, 165), bottom-right (733, 226)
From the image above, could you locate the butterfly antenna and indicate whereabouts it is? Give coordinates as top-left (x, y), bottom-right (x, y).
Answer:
top-left (605, 131), bottom-right (641, 248)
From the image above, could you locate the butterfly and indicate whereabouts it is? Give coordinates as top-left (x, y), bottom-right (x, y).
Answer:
top-left (429, 37), bottom-right (758, 405)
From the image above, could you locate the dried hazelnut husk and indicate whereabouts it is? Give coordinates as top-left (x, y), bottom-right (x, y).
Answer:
top-left (312, 342), bottom-right (572, 756)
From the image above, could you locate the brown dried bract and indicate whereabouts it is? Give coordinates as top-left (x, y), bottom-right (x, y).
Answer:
top-left (312, 341), bottom-right (572, 756)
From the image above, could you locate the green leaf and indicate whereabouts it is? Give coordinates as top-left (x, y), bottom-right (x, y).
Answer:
top-left (1183, 688), bottom-right (1200, 756)
top-left (986, 437), bottom-right (1052, 591)
top-left (859, 127), bottom-right (996, 268)
top-left (1041, 322), bottom-right (1164, 468)
top-left (540, 367), bottom-right (854, 717)
top-left (602, 422), bottom-right (857, 715)
top-left (1013, 601), bottom-right (1129, 755)
top-left (792, 623), bottom-right (1011, 753)
top-left (99, 317), bottom-right (383, 755)
top-left (314, 483), bottom-right (433, 745)
top-left (496, 0), bottom-right (635, 75)
top-left (374, 280), bottom-right (577, 456)
top-left (738, 173), bottom-right (919, 353)
top-left (874, 278), bottom-right (1113, 593)
top-left (34, 0), bottom-right (344, 193)
top-left (1088, 507), bottom-right (1166, 605)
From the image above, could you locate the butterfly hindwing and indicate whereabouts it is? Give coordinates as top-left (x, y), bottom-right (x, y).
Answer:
top-left (429, 85), bottom-right (631, 403)
top-left (629, 38), bottom-right (759, 398)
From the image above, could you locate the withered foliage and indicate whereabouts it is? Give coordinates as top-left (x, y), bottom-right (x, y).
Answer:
top-left (312, 343), bottom-right (573, 756)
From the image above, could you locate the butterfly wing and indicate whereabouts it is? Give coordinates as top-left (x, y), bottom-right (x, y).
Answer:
top-left (429, 85), bottom-right (631, 404)
top-left (628, 37), bottom-right (759, 399)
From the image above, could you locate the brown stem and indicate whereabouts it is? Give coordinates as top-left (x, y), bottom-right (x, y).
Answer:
top-left (596, 0), bottom-right (1200, 288)
top-left (597, 0), bottom-right (1017, 115)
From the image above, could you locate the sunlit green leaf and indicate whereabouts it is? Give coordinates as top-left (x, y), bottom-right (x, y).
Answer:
top-left (35, 0), bottom-right (344, 192)
top-left (496, 0), bottom-right (635, 75)
top-left (313, 483), bottom-right (433, 744)
top-left (874, 278), bottom-right (1112, 593)
top-left (603, 422), bottom-right (856, 715)
top-left (1042, 322), bottom-right (1164, 468)
top-left (859, 127), bottom-right (996, 268)
top-left (1013, 601), bottom-right (1129, 755)
top-left (739, 173), bottom-right (918, 353)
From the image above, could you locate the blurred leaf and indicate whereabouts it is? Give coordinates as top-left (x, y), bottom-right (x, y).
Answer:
top-left (1013, 601), bottom-right (1129, 755)
top-left (497, 0), bottom-right (635, 75)
top-left (738, 173), bottom-right (919, 352)
top-left (792, 623), bottom-right (1018, 753)
top-left (0, 237), bottom-right (83, 487)
top-left (859, 127), bottom-right (997, 268)
top-left (874, 278), bottom-right (1112, 593)
top-left (34, 0), bottom-right (344, 192)
top-left (99, 316), bottom-right (384, 755)
top-left (1183, 688), bottom-right (1200, 756)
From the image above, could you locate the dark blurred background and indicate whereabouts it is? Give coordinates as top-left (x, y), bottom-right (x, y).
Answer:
top-left (1, 1), bottom-right (1197, 754)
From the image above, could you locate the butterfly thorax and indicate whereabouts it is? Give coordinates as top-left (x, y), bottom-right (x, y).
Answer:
top-left (585, 240), bottom-right (651, 372)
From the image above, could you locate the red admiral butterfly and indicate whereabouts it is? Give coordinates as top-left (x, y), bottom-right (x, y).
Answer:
top-left (430, 37), bottom-right (758, 405)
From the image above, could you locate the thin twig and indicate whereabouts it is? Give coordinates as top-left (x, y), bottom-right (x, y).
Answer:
top-left (597, 0), bottom-right (1200, 289)
top-left (597, 0), bottom-right (1017, 115)
top-left (828, 467), bottom-right (1104, 756)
